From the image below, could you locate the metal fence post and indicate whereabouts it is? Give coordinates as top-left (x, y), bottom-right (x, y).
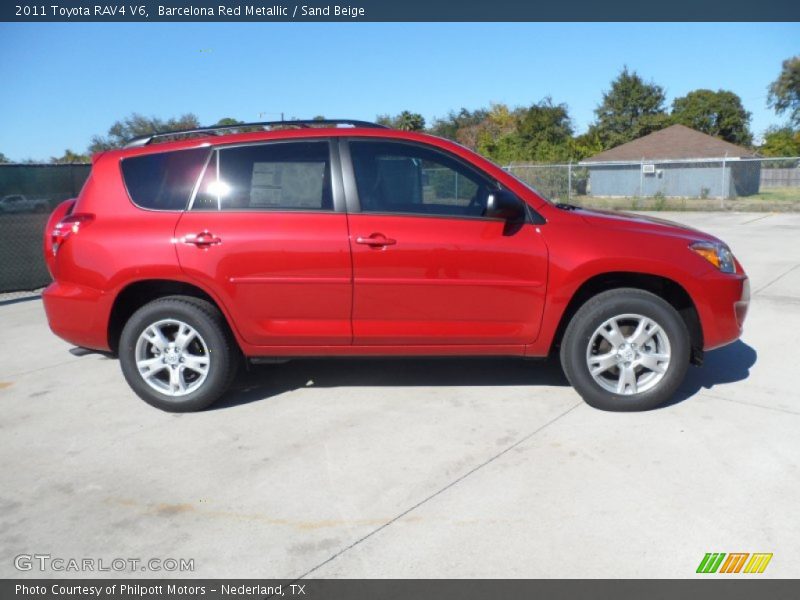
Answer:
top-left (639, 158), bottom-right (644, 198)
top-left (567, 161), bottom-right (572, 203)
top-left (720, 153), bottom-right (727, 208)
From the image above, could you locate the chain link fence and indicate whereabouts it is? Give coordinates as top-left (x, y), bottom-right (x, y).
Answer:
top-left (505, 157), bottom-right (800, 210)
top-left (0, 164), bottom-right (90, 295)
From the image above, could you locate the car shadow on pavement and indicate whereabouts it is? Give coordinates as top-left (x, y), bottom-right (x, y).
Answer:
top-left (212, 356), bottom-right (570, 410)
top-left (664, 340), bottom-right (757, 407)
top-left (214, 340), bottom-right (757, 411)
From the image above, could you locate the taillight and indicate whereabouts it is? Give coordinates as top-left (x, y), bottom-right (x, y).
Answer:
top-left (51, 213), bottom-right (94, 255)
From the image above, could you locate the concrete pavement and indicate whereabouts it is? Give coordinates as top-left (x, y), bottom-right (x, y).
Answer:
top-left (0, 212), bottom-right (798, 578)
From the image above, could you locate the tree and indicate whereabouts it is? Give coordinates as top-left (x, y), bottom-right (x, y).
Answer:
top-left (472, 103), bottom-right (524, 163)
top-left (768, 56), bottom-right (800, 127)
top-left (592, 67), bottom-right (670, 148)
top-left (0, 152), bottom-right (10, 164)
top-left (212, 117), bottom-right (266, 133)
top-left (51, 149), bottom-right (90, 163)
top-left (396, 112), bottom-right (425, 131)
top-left (569, 129), bottom-right (605, 161)
top-left (671, 89), bottom-right (752, 146)
top-left (428, 108), bottom-right (489, 151)
top-left (471, 99), bottom-right (576, 163)
top-left (88, 113), bottom-right (201, 152)
top-left (759, 126), bottom-right (800, 157)
top-left (516, 98), bottom-right (574, 161)
top-left (215, 117), bottom-right (242, 127)
top-left (376, 111), bottom-right (426, 131)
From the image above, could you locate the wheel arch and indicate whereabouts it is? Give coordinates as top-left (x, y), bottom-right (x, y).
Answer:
top-left (107, 279), bottom-right (240, 354)
top-left (550, 271), bottom-right (704, 364)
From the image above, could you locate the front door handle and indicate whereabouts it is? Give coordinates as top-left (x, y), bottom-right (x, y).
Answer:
top-left (355, 233), bottom-right (397, 247)
top-left (182, 232), bottom-right (222, 247)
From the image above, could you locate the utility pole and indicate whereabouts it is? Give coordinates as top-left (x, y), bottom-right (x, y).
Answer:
top-left (257, 112), bottom-right (284, 121)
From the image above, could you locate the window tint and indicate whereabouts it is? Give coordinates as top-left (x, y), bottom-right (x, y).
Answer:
top-left (121, 148), bottom-right (209, 210)
top-left (192, 141), bottom-right (332, 211)
top-left (349, 141), bottom-right (494, 218)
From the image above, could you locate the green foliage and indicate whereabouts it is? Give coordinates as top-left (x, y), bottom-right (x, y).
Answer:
top-left (215, 117), bottom-right (242, 127)
top-left (376, 111), bottom-right (426, 131)
top-left (652, 191), bottom-right (667, 211)
top-left (759, 126), bottom-right (800, 157)
top-left (569, 129), bottom-right (604, 161)
top-left (591, 67), bottom-right (670, 148)
top-left (671, 89), bottom-right (753, 146)
top-left (50, 149), bottom-right (90, 164)
top-left (88, 112), bottom-right (201, 153)
top-left (0, 152), bottom-right (10, 164)
top-left (427, 100), bottom-right (575, 164)
top-left (213, 117), bottom-right (268, 133)
top-left (516, 98), bottom-right (574, 161)
top-left (428, 108), bottom-right (489, 143)
top-left (472, 103), bottom-right (524, 163)
top-left (768, 56), bottom-right (800, 127)
top-left (500, 101), bottom-right (572, 162)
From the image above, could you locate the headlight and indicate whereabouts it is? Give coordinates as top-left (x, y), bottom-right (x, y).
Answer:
top-left (690, 241), bottom-right (736, 273)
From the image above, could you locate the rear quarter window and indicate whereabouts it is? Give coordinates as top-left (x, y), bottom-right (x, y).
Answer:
top-left (121, 148), bottom-right (209, 210)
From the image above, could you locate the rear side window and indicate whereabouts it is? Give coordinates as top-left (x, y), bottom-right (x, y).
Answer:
top-left (191, 141), bottom-right (332, 211)
top-left (121, 148), bottom-right (209, 210)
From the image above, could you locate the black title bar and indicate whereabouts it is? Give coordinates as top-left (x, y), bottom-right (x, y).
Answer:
top-left (5, 579), bottom-right (800, 600)
top-left (4, 0), bottom-right (800, 22)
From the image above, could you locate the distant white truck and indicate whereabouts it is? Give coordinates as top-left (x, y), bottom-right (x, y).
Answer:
top-left (0, 194), bottom-right (50, 214)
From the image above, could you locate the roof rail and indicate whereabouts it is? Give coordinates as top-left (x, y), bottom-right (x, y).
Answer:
top-left (124, 119), bottom-right (389, 148)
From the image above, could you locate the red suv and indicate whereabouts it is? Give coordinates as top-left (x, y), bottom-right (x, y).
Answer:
top-left (42, 120), bottom-right (749, 412)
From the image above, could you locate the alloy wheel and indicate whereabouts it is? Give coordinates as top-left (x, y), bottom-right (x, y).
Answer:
top-left (134, 319), bottom-right (210, 396)
top-left (585, 313), bottom-right (671, 395)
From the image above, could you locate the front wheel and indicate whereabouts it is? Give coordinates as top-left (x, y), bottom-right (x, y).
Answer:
top-left (560, 288), bottom-right (690, 411)
top-left (119, 296), bottom-right (237, 412)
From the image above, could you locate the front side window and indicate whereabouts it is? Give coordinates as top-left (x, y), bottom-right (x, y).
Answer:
top-left (349, 140), bottom-right (495, 218)
top-left (192, 141), bottom-right (332, 211)
top-left (121, 148), bottom-right (209, 210)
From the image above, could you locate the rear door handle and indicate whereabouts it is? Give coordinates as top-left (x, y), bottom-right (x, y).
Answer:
top-left (182, 232), bottom-right (222, 247)
top-left (355, 234), bottom-right (396, 247)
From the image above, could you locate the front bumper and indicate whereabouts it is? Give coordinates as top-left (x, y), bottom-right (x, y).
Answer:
top-left (691, 272), bottom-right (749, 351)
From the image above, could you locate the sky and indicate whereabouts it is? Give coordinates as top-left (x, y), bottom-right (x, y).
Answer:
top-left (1, 22), bottom-right (798, 161)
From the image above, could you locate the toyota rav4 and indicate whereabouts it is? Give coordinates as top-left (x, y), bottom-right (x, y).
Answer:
top-left (42, 120), bottom-right (749, 412)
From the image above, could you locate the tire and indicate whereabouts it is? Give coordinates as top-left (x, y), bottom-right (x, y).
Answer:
top-left (560, 288), bottom-right (690, 411)
top-left (119, 296), bottom-right (238, 412)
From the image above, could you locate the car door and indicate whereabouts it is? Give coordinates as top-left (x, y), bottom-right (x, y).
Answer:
top-left (342, 138), bottom-right (548, 347)
top-left (174, 139), bottom-right (353, 347)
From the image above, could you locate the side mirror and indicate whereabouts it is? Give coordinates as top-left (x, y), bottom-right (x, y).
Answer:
top-left (485, 189), bottom-right (525, 222)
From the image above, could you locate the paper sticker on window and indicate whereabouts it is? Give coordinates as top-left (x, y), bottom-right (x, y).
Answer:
top-left (251, 162), bottom-right (325, 208)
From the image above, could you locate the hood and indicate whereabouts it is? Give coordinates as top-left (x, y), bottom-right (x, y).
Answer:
top-left (577, 207), bottom-right (718, 243)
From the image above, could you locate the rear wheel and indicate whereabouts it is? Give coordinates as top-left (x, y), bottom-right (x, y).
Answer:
top-left (119, 296), bottom-right (237, 412)
top-left (560, 288), bottom-right (690, 411)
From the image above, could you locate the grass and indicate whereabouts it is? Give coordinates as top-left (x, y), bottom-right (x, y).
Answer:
top-left (747, 187), bottom-right (800, 202)
top-left (566, 187), bottom-right (800, 212)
